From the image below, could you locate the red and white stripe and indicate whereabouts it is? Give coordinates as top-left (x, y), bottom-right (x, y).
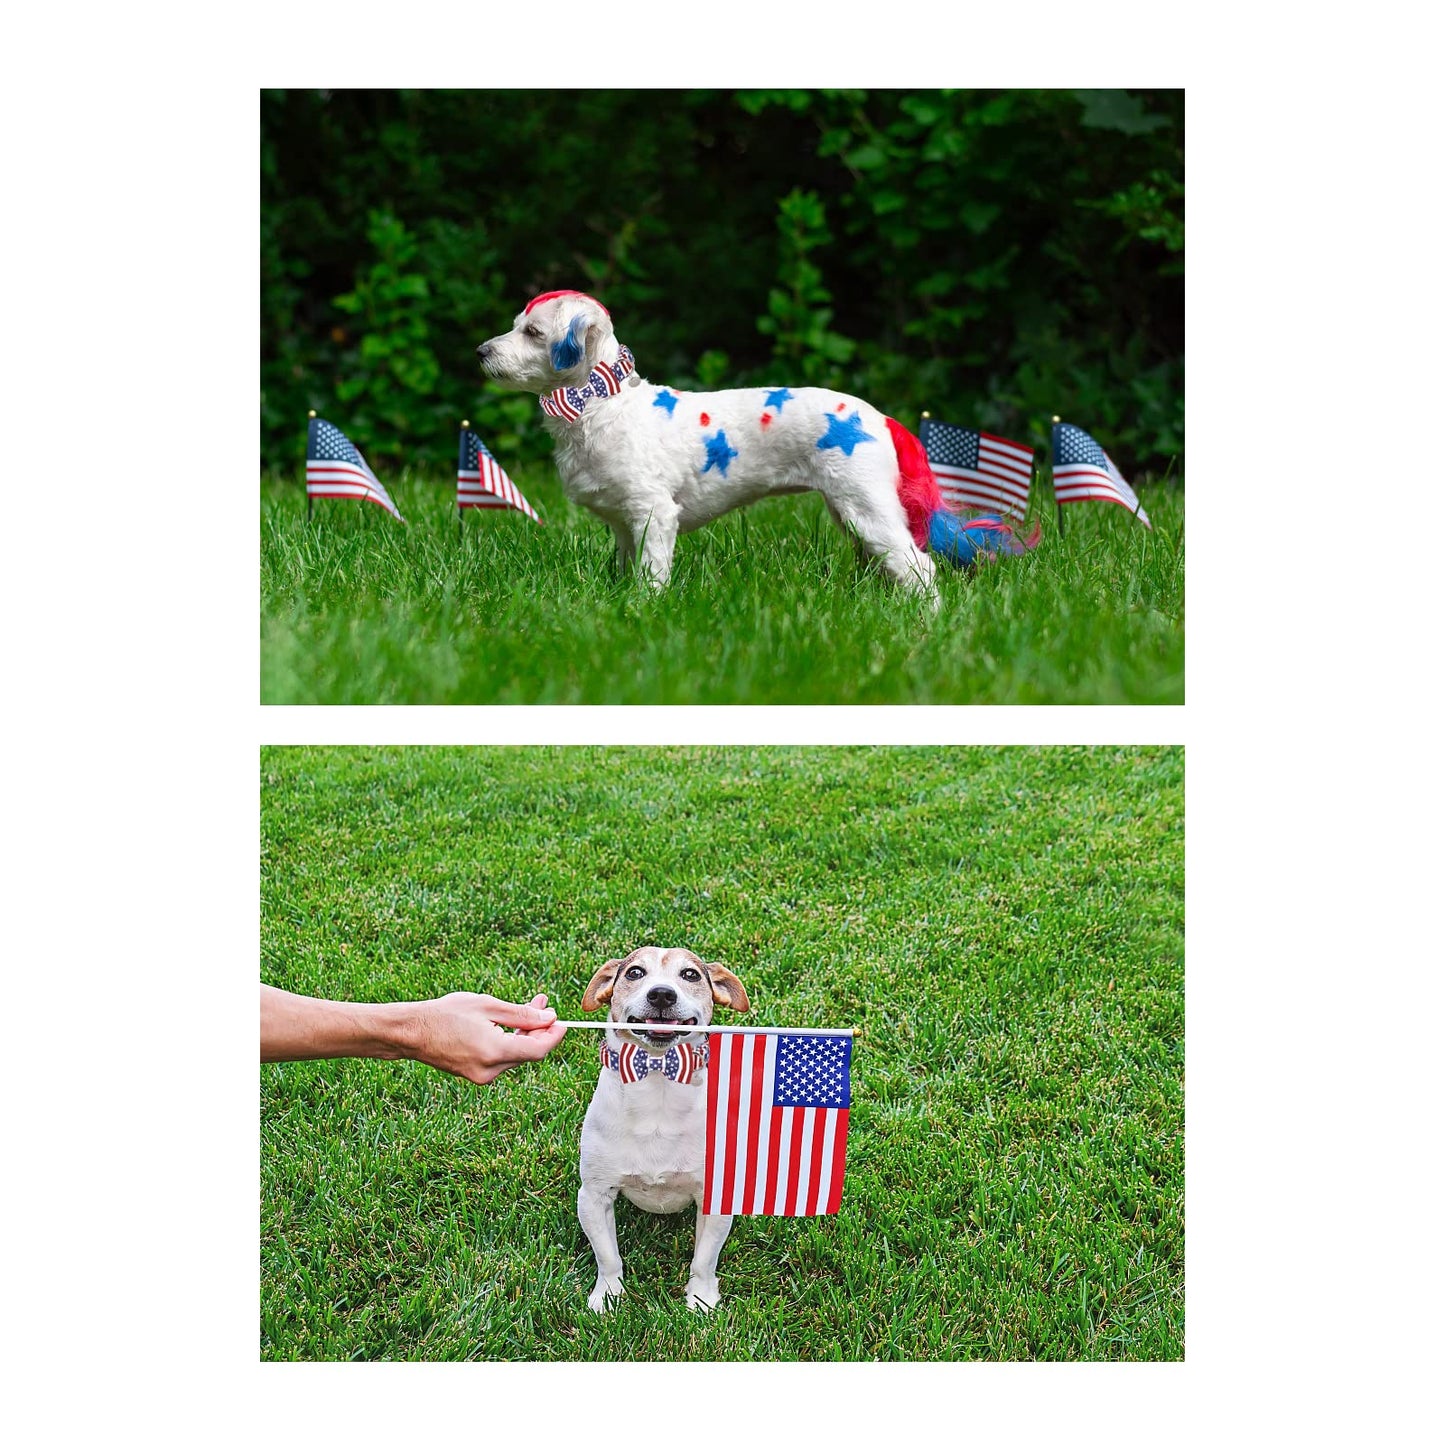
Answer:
top-left (932, 432), bottom-right (1033, 520)
top-left (703, 1032), bottom-right (849, 1217)
top-left (1053, 457), bottom-right (1152, 529)
top-left (457, 456), bottom-right (541, 523)
top-left (539, 389), bottom-right (583, 423)
top-left (305, 459), bottom-right (404, 521)
top-left (673, 1041), bottom-right (701, 1084)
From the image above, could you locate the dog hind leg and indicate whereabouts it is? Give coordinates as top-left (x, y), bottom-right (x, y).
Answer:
top-left (825, 490), bottom-right (937, 596)
top-left (685, 1208), bottom-right (735, 1311)
top-left (578, 1183), bottom-right (626, 1311)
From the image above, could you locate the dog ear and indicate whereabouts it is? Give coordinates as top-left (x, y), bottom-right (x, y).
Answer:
top-left (549, 312), bottom-right (589, 371)
top-left (581, 957), bottom-right (621, 1012)
top-left (705, 961), bottom-right (750, 1013)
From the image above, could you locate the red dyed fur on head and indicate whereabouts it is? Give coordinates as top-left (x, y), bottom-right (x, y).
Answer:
top-left (524, 289), bottom-right (609, 316)
top-left (885, 417), bottom-right (943, 549)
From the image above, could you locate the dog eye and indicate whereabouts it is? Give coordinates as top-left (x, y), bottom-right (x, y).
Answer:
top-left (680, 968), bottom-right (701, 982)
top-left (524, 326), bottom-right (542, 340)
top-left (625, 966), bottom-right (647, 980)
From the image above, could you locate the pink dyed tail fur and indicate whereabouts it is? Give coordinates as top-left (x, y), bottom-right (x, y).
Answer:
top-left (885, 416), bottom-right (1041, 555)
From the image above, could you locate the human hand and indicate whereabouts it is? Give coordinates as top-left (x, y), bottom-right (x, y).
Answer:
top-left (406, 992), bottom-right (567, 1085)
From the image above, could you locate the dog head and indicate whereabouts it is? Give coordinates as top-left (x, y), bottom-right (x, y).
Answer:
top-left (581, 946), bottom-right (750, 1051)
top-left (476, 290), bottom-right (615, 393)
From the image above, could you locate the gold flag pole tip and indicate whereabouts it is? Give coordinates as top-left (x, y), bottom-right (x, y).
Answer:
top-left (308, 410), bottom-right (316, 418)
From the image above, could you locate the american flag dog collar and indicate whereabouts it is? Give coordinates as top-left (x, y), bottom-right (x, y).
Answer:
top-left (539, 345), bottom-right (636, 422)
top-left (600, 1037), bottom-right (706, 1084)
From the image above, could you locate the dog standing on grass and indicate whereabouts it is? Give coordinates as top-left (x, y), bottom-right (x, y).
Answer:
top-left (477, 290), bottom-right (1035, 594)
top-left (576, 947), bottom-right (750, 1312)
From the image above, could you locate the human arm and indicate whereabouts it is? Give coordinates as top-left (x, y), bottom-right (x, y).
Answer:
top-left (260, 984), bottom-right (566, 1084)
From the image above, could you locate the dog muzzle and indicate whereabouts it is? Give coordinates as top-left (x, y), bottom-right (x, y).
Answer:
top-left (601, 1038), bottom-right (705, 1084)
top-left (540, 345), bottom-right (636, 422)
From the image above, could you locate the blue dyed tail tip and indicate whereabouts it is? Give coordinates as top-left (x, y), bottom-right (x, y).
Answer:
top-left (928, 510), bottom-right (1022, 567)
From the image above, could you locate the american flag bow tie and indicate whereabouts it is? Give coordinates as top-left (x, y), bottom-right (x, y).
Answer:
top-left (539, 345), bottom-right (636, 422)
top-left (601, 1038), bottom-right (705, 1084)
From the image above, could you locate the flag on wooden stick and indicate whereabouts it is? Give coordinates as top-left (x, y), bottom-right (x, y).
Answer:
top-left (919, 415), bottom-right (1034, 521)
top-left (1051, 421), bottom-right (1151, 528)
top-left (305, 414), bottom-right (405, 522)
top-left (703, 1030), bottom-right (852, 1217)
top-left (458, 423), bottom-right (542, 523)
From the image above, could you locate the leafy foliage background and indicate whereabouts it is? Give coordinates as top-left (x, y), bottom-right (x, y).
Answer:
top-left (261, 89), bottom-right (1183, 478)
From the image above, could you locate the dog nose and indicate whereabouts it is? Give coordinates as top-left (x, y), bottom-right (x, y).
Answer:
top-left (646, 985), bottom-right (677, 1009)
top-left (476, 341), bottom-right (493, 361)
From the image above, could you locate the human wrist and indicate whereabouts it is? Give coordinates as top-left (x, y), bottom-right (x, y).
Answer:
top-left (368, 999), bottom-right (428, 1062)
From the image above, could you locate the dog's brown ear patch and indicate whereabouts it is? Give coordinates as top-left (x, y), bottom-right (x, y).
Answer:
top-left (581, 958), bottom-right (622, 1012)
top-left (706, 962), bottom-right (750, 1013)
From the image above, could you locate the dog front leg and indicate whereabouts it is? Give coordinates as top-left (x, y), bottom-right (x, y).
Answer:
top-left (631, 502), bottom-right (679, 590)
top-left (578, 1182), bottom-right (626, 1312)
top-left (609, 521), bottom-right (636, 576)
top-left (686, 1208), bottom-right (735, 1311)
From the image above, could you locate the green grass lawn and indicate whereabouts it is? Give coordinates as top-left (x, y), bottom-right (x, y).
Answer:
top-left (260, 746), bottom-right (1184, 1361)
top-left (260, 469), bottom-right (1183, 704)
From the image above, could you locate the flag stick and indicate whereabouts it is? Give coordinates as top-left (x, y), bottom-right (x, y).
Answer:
top-left (553, 1020), bottom-right (861, 1038)
top-left (1051, 415), bottom-right (1064, 538)
top-left (459, 419), bottom-right (468, 539)
top-left (306, 410), bottom-right (316, 521)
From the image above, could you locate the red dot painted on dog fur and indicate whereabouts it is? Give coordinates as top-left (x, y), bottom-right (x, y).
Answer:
top-left (699, 412), bottom-right (710, 426)
top-left (760, 413), bottom-right (772, 427)
top-left (836, 402), bottom-right (846, 412)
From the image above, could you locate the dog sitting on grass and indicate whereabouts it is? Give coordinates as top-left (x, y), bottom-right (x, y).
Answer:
top-left (576, 947), bottom-right (751, 1312)
top-left (477, 290), bottom-right (1036, 594)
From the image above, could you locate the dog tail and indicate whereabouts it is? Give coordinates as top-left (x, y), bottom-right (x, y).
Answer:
top-left (885, 416), bottom-right (1041, 567)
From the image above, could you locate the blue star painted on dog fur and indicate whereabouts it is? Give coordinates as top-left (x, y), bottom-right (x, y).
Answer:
top-left (653, 388), bottom-right (678, 416)
top-left (701, 429), bottom-right (739, 477)
top-left (816, 409), bottom-right (876, 456)
top-left (764, 387), bottom-right (794, 414)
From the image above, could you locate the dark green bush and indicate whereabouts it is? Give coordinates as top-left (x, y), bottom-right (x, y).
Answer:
top-left (261, 89), bottom-right (1182, 478)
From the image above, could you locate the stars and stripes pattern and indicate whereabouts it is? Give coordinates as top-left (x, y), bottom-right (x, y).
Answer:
top-left (703, 1031), bottom-right (852, 1217)
top-left (457, 426), bottom-right (541, 523)
top-left (1051, 421), bottom-right (1151, 528)
top-left (919, 416), bottom-right (1033, 521)
top-left (305, 417), bottom-right (405, 522)
top-left (539, 345), bottom-right (636, 422)
top-left (600, 1039), bottom-right (705, 1085)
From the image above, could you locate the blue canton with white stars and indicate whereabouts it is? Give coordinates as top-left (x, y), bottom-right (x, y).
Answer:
top-left (771, 1034), bottom-right (852, 1108)
top-left (459, 428), bottom-right (497, 470)
top-left (764, 387), bottom-right (794, 414)
top-left (653, 388), bottom-right (679, 417)
top-left (701, 428), bottom-right (739, 477)
top-left (919, 418), bottom-right (981, 469)
top-left (309, 418), bottom-right (368, 469)
top-left (816, 410), bottom-right (876, 457)
top-left (1054, 423), bottom-right (1109, 468)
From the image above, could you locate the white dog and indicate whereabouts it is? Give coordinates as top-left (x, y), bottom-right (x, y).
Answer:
top-left (575, 946), bottom-right (750, 1312)
top-left (477, 289), bottom-right (1032, 592)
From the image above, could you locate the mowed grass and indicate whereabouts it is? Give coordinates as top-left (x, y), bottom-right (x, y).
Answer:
top-left (260, 469), bottom-right (1183, 704)
top-left (260, 746), bottom-right (1184, 1360)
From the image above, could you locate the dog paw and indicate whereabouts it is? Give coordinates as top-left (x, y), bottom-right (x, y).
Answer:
top-left (685, 1279), bottom-right (721, 1312)
top-left (588, 1277), bottom-right (625, 1313)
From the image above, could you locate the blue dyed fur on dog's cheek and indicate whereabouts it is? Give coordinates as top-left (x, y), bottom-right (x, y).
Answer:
top-left (550, 315), bottom-right (588, 370)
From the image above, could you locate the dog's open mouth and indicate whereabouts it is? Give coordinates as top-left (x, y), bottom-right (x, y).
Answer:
top-left (625, 1015), bottom-right (699, 1045)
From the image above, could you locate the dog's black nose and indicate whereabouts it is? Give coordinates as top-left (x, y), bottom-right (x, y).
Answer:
top-left (646, 985), bottom-right (677, 1009)
top-left (476, 341), bottom-right (493, 361)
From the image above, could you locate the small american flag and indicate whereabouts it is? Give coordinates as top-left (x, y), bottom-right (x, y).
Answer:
top-left (703, 1031), bottom-right (852, 1217)
top-left (458, 425), bottom-right (541, 523)
top-left (305, 416), bottom-right (405, 522)
top-left (1051, 421), bottom-right (1151, 529)
top-left (919, 416), bottom-right (1033, 521)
